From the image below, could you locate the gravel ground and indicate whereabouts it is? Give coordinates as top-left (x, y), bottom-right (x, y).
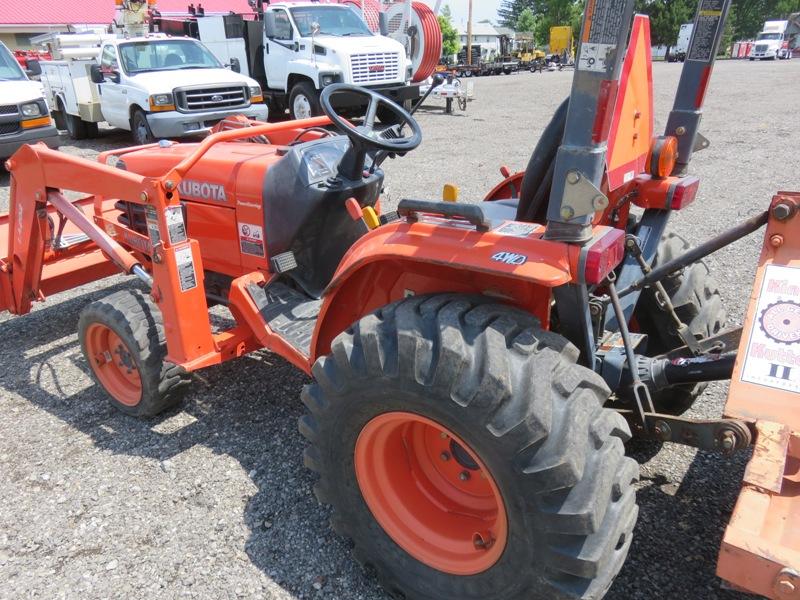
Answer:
top-left (1, 59), bottom-right (798, 600)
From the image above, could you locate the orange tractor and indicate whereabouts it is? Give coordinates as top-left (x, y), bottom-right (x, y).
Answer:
top-left (1, 0), bottom-right (798, 597)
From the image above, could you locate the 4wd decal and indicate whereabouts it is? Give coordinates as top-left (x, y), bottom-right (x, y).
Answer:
top-left (178, 180), bottom-right (227, 202)
top-left (491, 251), bottom-right (528, 266)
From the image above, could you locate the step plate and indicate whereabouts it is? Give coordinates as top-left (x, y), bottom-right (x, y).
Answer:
top-left (246, 282), bottom-right (321, 357)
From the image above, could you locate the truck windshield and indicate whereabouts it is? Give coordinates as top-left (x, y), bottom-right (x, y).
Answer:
top-left (0, 44), bottom-right (26, 81)
top-left (119, 39), bottom-right (222, 74)
top-left (757, 33), bottom-right (783, 40)
top-left (290, 6), bottom-right (373, 37)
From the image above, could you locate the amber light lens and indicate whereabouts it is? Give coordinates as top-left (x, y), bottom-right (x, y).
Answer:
top-left (648, 136), bottom-right (679, 178)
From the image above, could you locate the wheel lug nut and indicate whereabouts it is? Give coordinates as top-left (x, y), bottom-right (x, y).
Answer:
top-left (459, 471), bottom-right (470, 481)
top-left (440, 452), bottom-right (450, 461)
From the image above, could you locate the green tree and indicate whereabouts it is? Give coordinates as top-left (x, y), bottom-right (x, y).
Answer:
top-left (438, 6), bottom-right (460, 59)
top-left (498, 0), bottom-right (536, 28)
top-left (516, 7), bottom-right (537, 33)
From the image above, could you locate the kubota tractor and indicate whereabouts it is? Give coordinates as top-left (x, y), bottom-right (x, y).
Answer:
top-left (1, 0), bottom-right (798, 598)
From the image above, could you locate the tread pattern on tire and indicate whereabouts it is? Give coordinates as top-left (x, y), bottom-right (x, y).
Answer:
top-left (634, 232), bottom-right (726, 414)
top-left (300, 294), bottom-right (639, 600)
top-left (79, 289), bottom-right (191, 417)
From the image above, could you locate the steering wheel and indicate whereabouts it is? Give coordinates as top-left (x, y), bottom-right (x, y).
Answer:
top-left (319, 84), bottom-right (422, 179)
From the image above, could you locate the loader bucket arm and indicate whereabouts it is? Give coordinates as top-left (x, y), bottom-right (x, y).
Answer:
top-left (3, 145), bottom-right (150, 315)
top-left (2, 143), bottom-right (218, 367)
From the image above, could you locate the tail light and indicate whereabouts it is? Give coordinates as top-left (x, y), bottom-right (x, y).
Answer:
top-left (583, 228), bottom-right (625, 285)
top-left (668, 176), bottom-right (700, 209)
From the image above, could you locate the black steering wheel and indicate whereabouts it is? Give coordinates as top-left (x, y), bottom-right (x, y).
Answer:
top-left (320, 84), bottom-right (422, 179)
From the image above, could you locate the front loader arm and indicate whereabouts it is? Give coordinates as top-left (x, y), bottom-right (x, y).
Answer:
top-left (2, 143), bottom-right (218, 367)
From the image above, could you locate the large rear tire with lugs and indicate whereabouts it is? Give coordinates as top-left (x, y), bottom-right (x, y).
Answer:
top-left (300, 294), bottom-right (639, 600)
top-left (79, 289), bottom-right (191, 417)
top-left (632, 232), bottom-right (726, 414)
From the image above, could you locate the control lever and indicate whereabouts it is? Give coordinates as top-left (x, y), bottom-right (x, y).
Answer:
top-left (409, 73), bottom-right (445, 118)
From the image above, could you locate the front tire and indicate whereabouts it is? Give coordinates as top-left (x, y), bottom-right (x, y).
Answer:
top-left (289, 81), bottom-right (321, 120)
top-left (131, 109), bottom-right (156, 145)
top-left (301, 295), bottom-right (639, 600)
top-left (79, 289), bottom-right (191, 417)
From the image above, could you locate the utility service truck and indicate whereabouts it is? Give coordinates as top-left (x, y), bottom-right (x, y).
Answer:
top-left (0, 41), bottom-right (59, 161)
top-left (152, 1), bottom-right (420, 121)
top-left (669, 23), bottom-right (693, 61)
top-left (749, 20), bottom-right (793, 59)
top-left (33, 32), bottom-right (267, 145)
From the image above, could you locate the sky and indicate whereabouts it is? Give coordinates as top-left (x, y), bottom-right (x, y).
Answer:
top-left (419, 0), bottom-right (502, 28)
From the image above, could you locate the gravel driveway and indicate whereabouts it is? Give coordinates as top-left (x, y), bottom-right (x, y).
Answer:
top-left (1, 59), bottom-right (798, 600)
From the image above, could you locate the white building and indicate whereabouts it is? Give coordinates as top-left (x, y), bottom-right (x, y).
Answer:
top-left (456, 23), bottom-right (503, 59)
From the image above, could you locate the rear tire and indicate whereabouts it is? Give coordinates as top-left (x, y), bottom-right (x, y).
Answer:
top-left (301, 294), bottom-right (639, 600)
top-left (65, 112), bottom-right (88, 140)
top-left (632, 233), bottom-right (726, 414)
top-left (79, 289), bottom-right (191, 417)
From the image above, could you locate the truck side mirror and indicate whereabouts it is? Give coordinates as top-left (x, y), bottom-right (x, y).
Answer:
top-left (229, 57), bottom-right (241, 73)
top-left (90, 64), bottom-right (105, 84)
top-left (264, 13), bottom-right (277, 38)
top-left (26, 60), bottom-right (42, 77)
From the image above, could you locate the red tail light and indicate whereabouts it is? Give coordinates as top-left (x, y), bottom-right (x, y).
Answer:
top-left (668, 176), bottom-right (700, 209)
top-left (583, 228), bottom-right (625, 285)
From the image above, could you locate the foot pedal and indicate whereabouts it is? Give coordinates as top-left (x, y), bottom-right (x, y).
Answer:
top-left (270, 251), bottom-right (297, 274)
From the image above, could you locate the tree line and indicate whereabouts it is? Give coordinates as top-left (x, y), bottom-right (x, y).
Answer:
top-left (497, 0), bottom-right (800, 49)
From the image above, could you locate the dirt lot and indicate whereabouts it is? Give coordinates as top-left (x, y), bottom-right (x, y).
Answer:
top-left (1, 59), bottom-right (798, 600)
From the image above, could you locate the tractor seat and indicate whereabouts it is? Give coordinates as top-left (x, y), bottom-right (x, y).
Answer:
top-left (480, 198), bottom-right (519, 222)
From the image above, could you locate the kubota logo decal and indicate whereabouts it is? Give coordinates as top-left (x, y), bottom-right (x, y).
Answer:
top-left (491, 251), bottom-right (527, 266)
top-left (178, 180), bottom-right (227, 202)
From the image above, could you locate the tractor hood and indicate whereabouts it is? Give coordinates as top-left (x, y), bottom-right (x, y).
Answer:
top-left (0, 79), bottom-right (45, 105)
top-left (128, 68), bottom-right (259, 94)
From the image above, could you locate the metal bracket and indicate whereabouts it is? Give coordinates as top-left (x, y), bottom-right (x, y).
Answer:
top-left (619, 410), bottom-right (753, 455)
top-left (559, 171), bottom-right (609, 220)
top-left (693, 132), bottom-right (710, 153)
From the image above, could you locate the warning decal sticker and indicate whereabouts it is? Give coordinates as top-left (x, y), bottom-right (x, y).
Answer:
top-left (174, 245), bottom-right (197, 292)
top-left (741, 264), bottom-right (800, 393)
top-left (165, 205), bottom-right (187, 245)
top-left (688, 0), bottom-right (724, 62)
top-left (145, 205), bottom-right (161, 245)
top-left (239, 222), bottom-right (266, 257)
top-left (494, 222), bottom-right (540, 238)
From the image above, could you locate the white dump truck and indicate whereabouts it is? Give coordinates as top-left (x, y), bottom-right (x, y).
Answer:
top-left (152, 1), bottom-right (419, 122)
top-left (749, 20), bottom-right (793, 60)
top-left (0, 41), bottom-right (60, 161)
top-left (33, 32), bottom-right (268, 144)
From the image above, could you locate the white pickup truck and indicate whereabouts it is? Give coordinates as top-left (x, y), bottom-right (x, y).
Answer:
top-left (0, 41), bottom-right (60, 161)
top-left (36, 34), bottom-right (268, 144)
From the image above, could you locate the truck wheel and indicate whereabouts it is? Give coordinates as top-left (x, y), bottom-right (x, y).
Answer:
top-left (65, 113), bottom-right (88, 140)
top-left (289, 81), bottom-right (321, 120)
top-left (301, 294), bottom-right (639, 600)
top-left (131, 109), bottom-right (156, 145)
top-left (78, 289), bottom-right (191, 417)
top-left (631, 233), bottom-right (726, 414)
top-left (52, 101), bottom-right (67, 131)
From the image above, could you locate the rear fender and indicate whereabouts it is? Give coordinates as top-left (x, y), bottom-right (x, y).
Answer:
top-left (310, 217), bottom-right (591, 361)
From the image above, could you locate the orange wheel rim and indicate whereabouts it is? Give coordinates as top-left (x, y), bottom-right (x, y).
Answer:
top-left (355, 412), bottom-right (508, 575)
top-left (84, 323), bottom-right (142, 407)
